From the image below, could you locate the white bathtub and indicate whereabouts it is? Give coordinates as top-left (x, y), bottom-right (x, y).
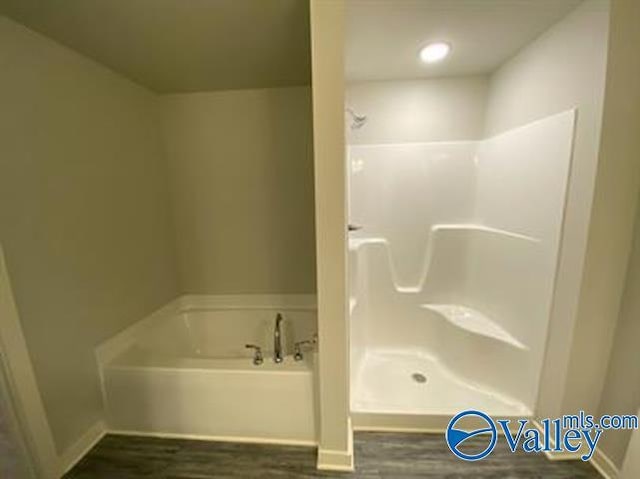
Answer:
top-left (97, 295), bottom-right (318, 444)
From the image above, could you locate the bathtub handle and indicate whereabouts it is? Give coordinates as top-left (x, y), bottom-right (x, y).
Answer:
top-left (293, 338), bottom-right (316, 362)
top-left (245, 344), bottom-right (264, 366)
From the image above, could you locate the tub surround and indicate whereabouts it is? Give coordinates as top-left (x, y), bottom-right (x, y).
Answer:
top-left (349, 111), bottom-right (576, 425)
top-left (104, 356), bottom-right (316, 445)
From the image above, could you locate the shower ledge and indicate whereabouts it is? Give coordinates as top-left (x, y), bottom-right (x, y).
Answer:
top-left (420, 303), bottom-right (527, 350)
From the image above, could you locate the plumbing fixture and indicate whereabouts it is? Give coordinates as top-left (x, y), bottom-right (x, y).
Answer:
top-left (245, 344), bottom-right (264, 366)
top-left (346, 107), bottom-right (367, 129)
top-left (274, 313), bottom-right (284, 363)
top-left (293, 334), bottom-right (318, 361)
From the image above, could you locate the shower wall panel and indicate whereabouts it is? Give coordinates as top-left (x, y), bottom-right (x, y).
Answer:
top-left (349, 110), bottom-right (575, 412)
top-left (348, 142), bottom-right (478, 289)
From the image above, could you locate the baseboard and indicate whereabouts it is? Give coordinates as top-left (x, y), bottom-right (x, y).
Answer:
top-left (353, 412), bottom-right (530, 434)
top-left (353, 411), bottom-right (471, 433)
top-left (317, 450), bottom-right (354, 471)
top-left (316, 419), bottom-right (354, 471)
top-left (591, 447), bottom-right (620, 479)
top-left (317, 447), bottom-right (355, 471)
top-left (58, 423), bottom-right (317, 476)
top-left (108, 429), bottom-right (317, 448)
top-left (531, 420), bottom-right (583, 461)
top-left (58, 420), bottom-right (107, 475)
top-left (353, 412), bottom-right (450, 433)
top-left (54, 420), bottom-right (620, 478)
top-left (541, 449), bottom-right (584, 461)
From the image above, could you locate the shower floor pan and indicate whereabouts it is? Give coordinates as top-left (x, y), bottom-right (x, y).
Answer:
top-left (351, 349), bottom-right (531, 431)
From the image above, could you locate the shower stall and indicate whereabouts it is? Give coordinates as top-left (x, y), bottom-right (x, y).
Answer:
top-left (347, 110), bottom-right (576, 425)
top-left (342, 0), bottom-right (610, 431)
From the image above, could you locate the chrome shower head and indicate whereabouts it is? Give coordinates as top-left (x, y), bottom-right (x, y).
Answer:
top-left (346, 107), bottom-right (367, 130)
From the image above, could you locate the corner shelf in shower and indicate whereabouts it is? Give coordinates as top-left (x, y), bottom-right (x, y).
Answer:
top-left (420, 303), bottom-right (528, 350)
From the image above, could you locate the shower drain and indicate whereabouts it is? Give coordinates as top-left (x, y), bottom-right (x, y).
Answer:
top-left (411, 373), bottom-right (427, 384)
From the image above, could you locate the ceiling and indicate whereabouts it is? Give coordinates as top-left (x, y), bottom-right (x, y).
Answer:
top-left (346, 0), bottom-right (583, 83)
top-left (0, 0), bottom-right (311, 93)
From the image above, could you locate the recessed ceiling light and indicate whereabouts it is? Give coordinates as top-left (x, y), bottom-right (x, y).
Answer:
top-left (419, 42), bottom-right (451, 63)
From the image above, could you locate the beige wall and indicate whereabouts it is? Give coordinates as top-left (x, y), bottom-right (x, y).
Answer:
top-left (347, 76), bottom-right (489, 144)
top-left (597, 194), bottom-right (640, 467)
top-left (0, 16), bottom-right (179, 453)
top-left (161, 87), bottom-right (316, 295)
top-left (483, 0), bottom-right (610, 419)
top-left (561, 0), bottom-right (640, 421)
top-left (620, 415), bottom-right (640, 478)
top-left (589, 0), bottom-right (640, 468)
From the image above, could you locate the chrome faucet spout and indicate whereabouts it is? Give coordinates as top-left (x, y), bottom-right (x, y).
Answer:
top-left (274, 313), bottom-right (284, 363)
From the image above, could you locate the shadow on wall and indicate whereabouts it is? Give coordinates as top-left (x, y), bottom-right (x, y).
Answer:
top-left (161, 87), bottom-right (317, 296)
top-left (596, 192), bottom-right (640, 467)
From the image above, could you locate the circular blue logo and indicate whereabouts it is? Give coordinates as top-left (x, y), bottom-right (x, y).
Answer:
top-left (446, 410), bottom-right (497, 461)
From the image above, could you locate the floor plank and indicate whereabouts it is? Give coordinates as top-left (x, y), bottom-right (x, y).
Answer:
top-left (65, 432), bottom-right (601, 478)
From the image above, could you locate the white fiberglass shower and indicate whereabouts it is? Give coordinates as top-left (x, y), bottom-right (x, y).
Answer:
top-left (344, 0), bottom-right (606, 428)
top-left (348, 111), bottom-right (575, 421)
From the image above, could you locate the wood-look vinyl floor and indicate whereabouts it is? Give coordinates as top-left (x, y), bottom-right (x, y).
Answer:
top-left (64, 432), bottom-right (601, 478)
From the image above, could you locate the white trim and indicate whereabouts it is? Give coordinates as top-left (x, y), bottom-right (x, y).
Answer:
top-left (316, 418), bottom-right (354, 471)
top-left (533, 420), bottom-right (580, 461)
top-left (353, 412), bottom-right (451, 433)
top-left (591, 448), bottom-right (620, 479)
top-left (58, 420), bottom-right (106, 476)
top-left (352, 412), bottom-right (531, 434)
top-left (353, 425), bottom-right (445, 433)
top-left (532, 420), bottom-right (592, 461)
top-left (0, 245), bottom-right (59, 479)
top-left (317, 446), bottom-right (354, 471)
top-left (109, 429), bottom-right (317, 448)
top-left (316, 449), bottom-right (354, 471)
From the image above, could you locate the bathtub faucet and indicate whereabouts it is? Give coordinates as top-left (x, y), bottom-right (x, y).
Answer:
top-left (245, 344), bottom-right (263, 366)
top-left (274, 313), bottom-right (284, 363)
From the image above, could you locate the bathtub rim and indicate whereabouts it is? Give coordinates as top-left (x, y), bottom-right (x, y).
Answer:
top-left (107, 346), bottom-right (315, 374)
top-left (95, 294), bottom-right (318, 368)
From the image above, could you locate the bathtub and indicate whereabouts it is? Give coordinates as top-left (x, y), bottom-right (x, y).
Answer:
top-left (97, 295), bottom-right (318, 444)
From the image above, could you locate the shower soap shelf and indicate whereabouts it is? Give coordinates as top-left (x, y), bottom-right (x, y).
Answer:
top-left (420, 303), bottom-right (527, 350)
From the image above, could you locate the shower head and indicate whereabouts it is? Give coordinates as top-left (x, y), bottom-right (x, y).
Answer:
top-left (346, 107), bottom-right (367, 130)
